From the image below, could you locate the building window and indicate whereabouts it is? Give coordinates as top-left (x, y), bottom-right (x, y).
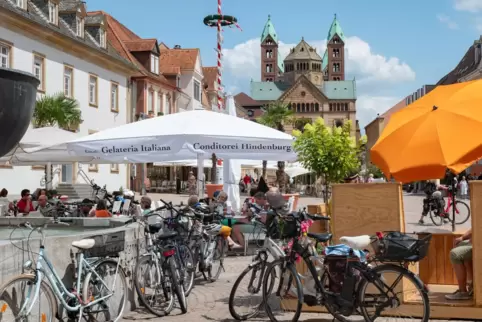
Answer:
top-left (33, 55), bottom-right (45, 91)
top-left (176, 76), bottom-right (181, 87)
top-left (296, 103), bottom-right (300, 112)
top-left (99, 28), bottom-right (106, 48)
top-left (335, 119), bottom-right (343, 127)
top-left (315, 103), bottom-right (319, 111)
top-left (150, 54), bottom-right (159, 74)
top-left (266, 49), bottom-right (273, 58)
top-left (76, 16), bottom-right (84, 38)
top-left (88, 75), bottom-right (98, 106)
top-left (333, 38), bottom-right (340, 44)
top-left (111, 82), bottom-right (119, 112)
top-left (48, 1), bottom-right (58, 25)
top-left (16, 0), bottom-right (26, 9)
top-left (148, 91), bottom-right (154, 112)
top-left (110, 163), bottom-right (119, 173)
top-left (193, 80), bottom-right (201, 101)
top-left (333, 63), bottom-right (340, 72)
top-left (63, 66), bottom-right (73, 98)
top-left (0, 42), bottom-right (11, 68)
top-left (266, 39), bottom-right (273, 45)
top-left (165, 95), bottom-right (171, 114)
top-left (333, 48), bottom-right (340, 58)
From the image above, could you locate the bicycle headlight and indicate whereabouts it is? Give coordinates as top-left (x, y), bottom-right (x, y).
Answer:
top-left (23, 260), bottom-right (33, 270)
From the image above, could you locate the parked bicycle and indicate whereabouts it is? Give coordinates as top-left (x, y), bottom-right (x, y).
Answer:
top-left (423, 185), bottom-right (470, 226)
top-left (0, 220), bottom-right (128, 321)
top-left (262, 212), bottom-right (431, 322)
top-left (229, 205), bottom-right (330, 320)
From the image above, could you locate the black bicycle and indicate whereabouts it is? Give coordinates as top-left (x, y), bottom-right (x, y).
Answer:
top-left (262, 214), bottom-right (431, 322)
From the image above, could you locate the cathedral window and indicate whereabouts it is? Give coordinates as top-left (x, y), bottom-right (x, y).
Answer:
top-left (335, 120), bottom-right (343, 127)
top-left (315, 103), bottom-right (319, 112)
top-left (333, 63), bottom-right (340, 72)
top-left (333, 49), bottom-right (340, 58)
top-left (301, 103), bottom-right (305, 112)
top-left (297, 103), bottom-right (301, 112)
top-left (266, 49), bottom-right (273, 58)
top-left (310, 103), bottom-right (314, 112)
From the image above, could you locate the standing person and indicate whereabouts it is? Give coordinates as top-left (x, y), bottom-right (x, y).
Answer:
top-left (459, 176), bottom-right (468, 199)
top-left (187, 171), bottom-right (197, 195)
top-left (243, 174), bottom-right (251, 193)
top-left (0, 188), bottom-right (13, 214)
top-left (17, 189), bottom-right (35, 215)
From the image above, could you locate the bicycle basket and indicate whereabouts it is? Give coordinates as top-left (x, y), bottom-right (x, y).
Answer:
top-left (83, 231), bottom-right (126, 258)
top-left (265, 213), bottom-right (281, 239)
top-left (280, 215), bottom-right (301, 239)
top-left (371, 232), bottom-right (432, 262)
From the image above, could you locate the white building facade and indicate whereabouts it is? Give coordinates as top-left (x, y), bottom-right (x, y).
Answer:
top-left (0, 0), bottom-right (137, 195)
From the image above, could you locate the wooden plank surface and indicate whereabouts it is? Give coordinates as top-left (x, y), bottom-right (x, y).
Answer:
top-left (470, 181), bottom-right (482, 307)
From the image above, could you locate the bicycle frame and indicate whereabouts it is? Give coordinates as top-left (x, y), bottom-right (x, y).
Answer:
top-left (19, 236), bottom-right (120, 317)
top-left (445, 192), bottom-right (460, 214)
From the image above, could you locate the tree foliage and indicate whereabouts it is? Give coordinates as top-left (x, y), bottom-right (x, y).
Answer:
top-left (366, 163), bottom-right (384, 179)
top-left (293, 118), bottom-right (366, 201)
top-left (33, 93), bottom-right (82, 130)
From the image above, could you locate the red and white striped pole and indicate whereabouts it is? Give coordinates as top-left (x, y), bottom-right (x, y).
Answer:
top-left (216, 0), bottom-right (223, 109)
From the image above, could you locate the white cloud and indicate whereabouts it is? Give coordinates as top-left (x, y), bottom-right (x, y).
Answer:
top-left (222, 37), bottom-right (415, 84)
top-left (436, 14), bottom-right (459, 29)
top-left (357, 96), bottom-right (402, 131)
top-left (454, 0), bottom-right (482, 12)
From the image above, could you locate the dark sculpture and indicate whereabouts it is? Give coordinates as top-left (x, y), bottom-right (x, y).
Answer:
top-left (0, 68), bottom-right (40, 157)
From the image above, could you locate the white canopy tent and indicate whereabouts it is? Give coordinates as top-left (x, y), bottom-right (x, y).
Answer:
top-left (62, 110), bottom-right (296, 198)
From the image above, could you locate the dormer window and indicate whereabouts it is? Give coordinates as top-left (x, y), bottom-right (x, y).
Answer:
top-left (76, 16), bottom-right (84, 38)
top-left (99, 28), bottom-right (106, 48)
top-left (150, 54), bottom-right (159, 74)
top-left (16, 0), bottom-right (26, 10)
top-left (48, 1), bottom-right (58, 25)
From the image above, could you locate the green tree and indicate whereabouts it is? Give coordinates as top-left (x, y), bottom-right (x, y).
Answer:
top-left (366, 163), bottom-right (384, 179)
top-left (33, 93), bottom-right (83, 129)
top-left (257, 101), bottom-right (294, 191)
top-left (293, 118), bottom-right (366, 202)
top-left (32, 93), bottom-right (82, 188)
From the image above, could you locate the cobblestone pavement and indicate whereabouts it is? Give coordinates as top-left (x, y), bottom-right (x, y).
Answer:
top-left (121, 256), bottom-right (469, 322)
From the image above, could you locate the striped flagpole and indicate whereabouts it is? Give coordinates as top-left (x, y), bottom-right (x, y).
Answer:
top-left (217, 0), bottom-right (223, 109)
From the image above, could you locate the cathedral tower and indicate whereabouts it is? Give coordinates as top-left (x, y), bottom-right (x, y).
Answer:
top-left (260, 15), bottom-right (284, 82)
top-left (323, 14), bottom-right (346, 81)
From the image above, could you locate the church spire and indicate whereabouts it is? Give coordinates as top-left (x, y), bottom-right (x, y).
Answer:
top-left (261, 14), bottom-right (279, 44)
top-left (327, 13), bottom-right (346, 43)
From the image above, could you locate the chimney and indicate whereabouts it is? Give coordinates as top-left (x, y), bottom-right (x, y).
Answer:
top-left (174, 45), bottom-right (181, 49)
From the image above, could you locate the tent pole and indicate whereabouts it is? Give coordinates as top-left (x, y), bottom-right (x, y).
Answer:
top-left (197, 154), bottom-right (204, 199)
top-left (452, 174), bottom-right (456, 232)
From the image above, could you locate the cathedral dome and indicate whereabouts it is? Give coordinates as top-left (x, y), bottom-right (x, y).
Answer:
top-left (284, 38), bottom-right (322, 62)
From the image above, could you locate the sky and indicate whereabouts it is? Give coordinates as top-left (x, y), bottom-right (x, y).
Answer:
top-left (86, 0), bottom-right (482, 130)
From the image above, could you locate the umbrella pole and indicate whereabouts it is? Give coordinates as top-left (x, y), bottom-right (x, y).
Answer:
top-left (452, 175), bottom-right (456, 232)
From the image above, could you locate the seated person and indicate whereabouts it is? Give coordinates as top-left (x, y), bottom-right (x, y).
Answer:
top-left (229, 191), bottom-right (269, 247)
top-left (140, 195), bottom-right (152, 215)
top-left (79, 199), bottom-right (94, 217)
top-left (0, 188), bottom-right (14, 214)
top-left (88, 200), bottom-right (112, 218)
top-left (446, 228), bottom-right (473, 300)
top-left (17, 189), bottom-right (35, 215)
top-left (37, 195), bottom-right (53, 217)
top-left (189, 194), bottom-right (241, 249)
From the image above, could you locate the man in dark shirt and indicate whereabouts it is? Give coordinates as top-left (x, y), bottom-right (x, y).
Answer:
top-left (17, 189), bottom-right (35, 215)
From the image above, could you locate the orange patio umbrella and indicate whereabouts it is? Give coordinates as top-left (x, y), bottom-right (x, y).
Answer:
top-left (371, 79), bottom-right (482, 183)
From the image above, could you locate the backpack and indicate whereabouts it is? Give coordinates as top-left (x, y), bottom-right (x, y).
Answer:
top-left (423, 182), bottom-right (436, 196)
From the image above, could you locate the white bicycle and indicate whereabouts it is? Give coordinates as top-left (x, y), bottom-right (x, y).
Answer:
top-left (0, 220), bottom-right (128, 321)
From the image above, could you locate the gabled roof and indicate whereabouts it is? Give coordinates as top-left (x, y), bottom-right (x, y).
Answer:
top-left (123, 39), bottom-right (158, 53)
top-left (59, 0), bottom-right (84, 14)
top-left (102, 12), bottom-right (175, 88)
top-left (250, 81), bottom-right (291, 101)
top-left (0, 2), bottom-right (131, 67)
top-left (159, 47), bottom-right (199, 71)
top-left (234, 92), bottom-right (261, 107)
top-left (203, 66), bottom-right (217, 91)
top-left (437, 38), bottom-right (482, 85)
top-left (278, 74), bottom-right (328, 102)
top-left (319, 80), bottom-right (356, 100)
top-left (261, 15), bottom-right (278, 44)
top-left (285, 38), bottom-right (322, 61)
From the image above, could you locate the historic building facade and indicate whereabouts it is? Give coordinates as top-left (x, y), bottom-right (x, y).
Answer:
top-left (0, 0), bottom-right (137, 194)
top-left (238, 15), bottom-right (359, 138)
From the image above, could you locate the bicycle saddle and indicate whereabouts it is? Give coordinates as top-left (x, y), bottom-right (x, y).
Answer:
top-left (340, 235), bottom-right (371, 250)
top-left (71, 239), bottom-right (95, 249)
top-left (157, 231), bottom-right (178, 240)
top-left (307, 233), bottom-right (332, 243)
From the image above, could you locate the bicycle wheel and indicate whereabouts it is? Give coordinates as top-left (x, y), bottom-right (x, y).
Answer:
top-left (429, 208), bottom-right (444, 226)
top-left (448, 200), bottom-right (471, 225)
top-left (208, 236), bottom-right (226, 282)
top-left (229, 260), bottom-right (274, 320)
top-left (0, 274), bottom-right (57, 322)
top-left (134, 254), bottom-right (174, 316)
top-left (358, 264), bottom-right (429, 322)
top-left (167, 256), bottom-right (188, 314)
top-left (179, 244), bottom-right (195, 296)
top-left (262, 258), bottom-right (303, 322)
top-left (82, 258), bottom-right (128, 322)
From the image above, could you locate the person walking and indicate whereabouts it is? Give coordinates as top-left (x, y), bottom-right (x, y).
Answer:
top-left (188, 171), bottom-right (197, 195)
top-left (459, 176), bottom-right (468, 199)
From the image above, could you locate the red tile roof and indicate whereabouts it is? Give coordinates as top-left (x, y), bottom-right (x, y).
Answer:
top-left (234, 92), bottom-right (261, 107)
top-left (98, 11), bottom-right (175, 89)
top-left (203, 66), bottom-right (217, 91)
top-left (160, 48), bottom-right (199, 71)
top-left (123, 39), bottom-right (157, 52)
